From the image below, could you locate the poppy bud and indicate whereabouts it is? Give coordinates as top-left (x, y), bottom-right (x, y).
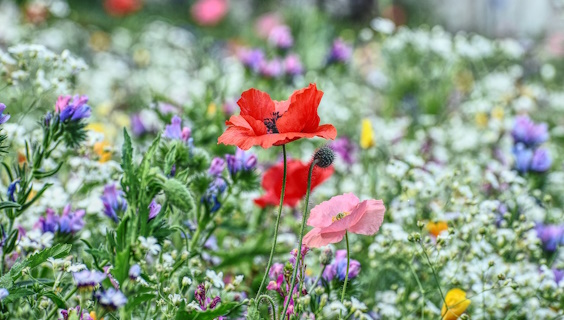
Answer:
top-left (313, 146), bottom-right (335, 168)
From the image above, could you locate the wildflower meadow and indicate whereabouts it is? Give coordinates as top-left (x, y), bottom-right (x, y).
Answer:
top-left (0, 0), bottom-right (563, 319)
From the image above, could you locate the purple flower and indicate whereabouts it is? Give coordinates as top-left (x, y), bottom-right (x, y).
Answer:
top-left (512, 143), bottom-right (533, 173)
top-left (195, 283), bottom-right (208, 310)
top-left (225, 148), bottom-right (257, 175)
top-left (327, 38), bottom-right (352, 64)
top-left (60, 306), bottom-right (92, 320)
top-left (101, 184), bottom-right (127, 222)
top-left (330, 136), bottom-right (356, 165)
top-left (208, 157), bottom-right (225, 176)
top-left (511, 115), bottom-right (548, 147)
top-left (0, 103), bottom-right (10, 124)
top-left (238, 48), bottom-right (265, 72)
top-left (530, 147), bottom-right (552, 172)
top-left (164, 116), bottom-right (191, 142)
top-left (130, 113), bottom-right (147, 137)
top-left (129, 264), bottom-right (141, 280)
top-left (37, 208), bottom-right (59, 233)
top-left (7, 179), bottom-right (20, 202)
top-left (268, 25), bottom-right (294, 49)
top-left (283, 54), bottom-right (304, 76)
top-left (535, 224), bottom-right (564, 252)
top-left (56, 95), bottom-right (91, 122)
top-left (73, 270), bottom-right (106, 291)
top-left (336, 256), bottom-right (361, 281)
top-left (259, 59), bottom-right (283, 78)
top-left (269, 263), bottom-right (285, 279)
top-left (0, 288), bottom-right (8, 301)
top-left (95, 288), bottom-right (127, 310)
top-left (322, 264), bottom-right (337, 281)
top-left (148, 199), bottom-right (162, 221)
top-left (58, 205), bottom-right (86, 234)
top-left (553, 269), bottom-right (564, 285)
top-left (209, 296), bottom-right (221, 309)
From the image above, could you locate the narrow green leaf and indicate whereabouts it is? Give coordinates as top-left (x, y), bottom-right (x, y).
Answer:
top-left (0, 201), bottom-right (21, 210)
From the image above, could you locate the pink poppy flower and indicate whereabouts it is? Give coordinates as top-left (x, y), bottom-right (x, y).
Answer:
top-left (303, 193), bottom-right (385, 248)
top-left (191, 0), bottom-right (228, 26)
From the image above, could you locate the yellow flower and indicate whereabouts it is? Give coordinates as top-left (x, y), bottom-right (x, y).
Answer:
top-left (86, 123), bottom-right (105, 134)
top-left (441, 288), bottom-right (471, 320)
top-left (207, 102), bottom-right (217, 117)
top-left (427, 221), bottom-right (448, 237)
top-left (491, 106), bottom-right (504, 120)
top-left (360, 118), bottom-right (375, 149)
top-left (474, 112), bottom-right (488, 128)
top-left (90, 311), bottom-right (104, 320)
top-left (93, 141), bottom-right (112, 163)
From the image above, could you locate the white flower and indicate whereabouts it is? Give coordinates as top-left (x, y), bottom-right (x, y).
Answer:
top-left (139, 236), bottom-right (161, 255)
top-left (205, 270), bottom-right (224, 289)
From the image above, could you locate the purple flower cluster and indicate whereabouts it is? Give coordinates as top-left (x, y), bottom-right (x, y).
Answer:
top-left (225, 148), bottom-right (257, 175)
top-left (535, 224), bottom-right (564, 252)
top-left (327, 38), bottom-right (353, 64)
top-left (164, 115), bottom-right (191, 142)
top-left (95, 288), bottom-right (128, 310)
top-left (194, 283), bottom-right (222, 312)
top-left (0, 103), bottom-right (11, 124)
top-left (268, 25), bottom-right (294, 49)
top-left (511, 115), bottom-right (551, 173)
top-left (55, 95), bottom-right (91, 121)
top-left (36, 205), bottom-right (85, 234)
top-left (202, 158), bottom-right (227, 213)
top-left (323, 249), bottom-right (361, 281)
top-left (60, 306), bottom-right (93, 320)
top-left (330, 136), bottom-right (356, 165)
top-left (266, 246), bottom-right (310, 317)
top-left (237, 23), bottom-right (304, 79)
top-left (101, 184), bottom-right (128, 222)
top-left (73, 269), bottom-right (106, 291)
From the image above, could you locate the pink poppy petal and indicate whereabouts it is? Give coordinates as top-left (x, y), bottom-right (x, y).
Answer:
top-left (303, 228), bottom-right (345, 248)
top-left (348, 199), bottom-right (385, 235)
top-left (307, 193), bottom-right (359, 228)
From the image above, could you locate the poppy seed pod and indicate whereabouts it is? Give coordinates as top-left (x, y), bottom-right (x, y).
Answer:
top-left (313, 146), bottom-right (335, 168)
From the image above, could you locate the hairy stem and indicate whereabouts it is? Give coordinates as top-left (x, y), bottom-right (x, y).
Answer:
top-left (339, 231), bottom-right (350, 319)
top-left (281, 160), bottom-right (316, 318)
top-left (255, 145), bottom-right (288, 303)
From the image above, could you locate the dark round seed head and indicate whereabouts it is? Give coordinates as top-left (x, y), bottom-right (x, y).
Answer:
top-left (313, 146), bottom-right (335, 168)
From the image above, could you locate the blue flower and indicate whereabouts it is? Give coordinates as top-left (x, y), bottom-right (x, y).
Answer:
top-left (95, 288), bottom-right (127, 310)
top-left (511, 115), bottom-right (548, 147)
top-left (101, 184), bottom-right (127, 222)
top-left (225, 148), bottom-right (257, 175)
top-left (56, 95), bottom-right (91, 122)
top-left (530, 147), bottom-right (552, 172)
top-left (0, 104), bottom-right (11, 124)
top-left (129, 264), bottom-right (141, 280)
top-left (148, 199), bottom-right (162, 221)
top-left (512, 143), bottom-right (533, 173)
top-left (7, 180), bottom-right (20, 202)
top-left (0, 288), bottom-right (8, 301)
top-left (208, 157), bottom-right (225, 176)
top-left (164, 115), bottom-right (191, 142)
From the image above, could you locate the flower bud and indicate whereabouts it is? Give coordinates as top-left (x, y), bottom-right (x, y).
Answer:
top-left (313, 147), bottom-right (335, 168)
top-left (320, 247), bottom-right (333, 265)
top-left (182, 277), bottom-right (192, 287)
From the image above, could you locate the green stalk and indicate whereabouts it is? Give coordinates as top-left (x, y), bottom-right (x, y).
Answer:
top-left (255, 145), bottom-right (288, 301)
top-left (281, 160), bottom-right (316, 318)
top-left (339, 231), bottom-right (350, 319)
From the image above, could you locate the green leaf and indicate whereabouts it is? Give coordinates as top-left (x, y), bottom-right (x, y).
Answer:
top-left (163, 179), bottom-right (195, 214)
top-left (0, 201), bottom-right (20, 210)
top-left (125, 293), bottom-right (156, 312)
top-left (164, 144), bottom-right (177, 176)
top-left (121, 128), bottom-right (134, 179)
top-left (192, 302), bottom-right (243, 320)
top-left (2, 287), bottom-right (35, 303)
top-left (140, 134), bottom-right (161, 182)
top-left (32, 161), bottom-right (64, 179)
top-left (113, 245), bottom-right (130, 284)
top-left (41, 290), bottom-right (67, 308)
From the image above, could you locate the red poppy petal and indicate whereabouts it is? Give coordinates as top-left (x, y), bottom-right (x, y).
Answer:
top-left (276, 83), bottom-right (323, 133)
top-left (225, 115), bottom-right (252, 130)
top-left (241, 115), bottom-right (267, 135)
top-left (237, 88), bottom-right (275, 121)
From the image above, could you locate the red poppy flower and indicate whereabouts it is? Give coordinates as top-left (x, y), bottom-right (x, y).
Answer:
top-left (218, 83), bottom-right (337, 150)
top-left (255, 159), bottom-right (334, 208)
top-left (104, 0), bottom-right (142, 16)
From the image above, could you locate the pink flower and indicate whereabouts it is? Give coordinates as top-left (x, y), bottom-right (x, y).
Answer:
top-left (303, 193), bottom-right (385, 248)
top-left (254, 13), bottom-right (283, 38)
top-left (191, 0), bottom-right (228, 26)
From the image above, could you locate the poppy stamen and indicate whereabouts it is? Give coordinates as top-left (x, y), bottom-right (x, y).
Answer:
top-left (264, 111), bottom-right (282, 134)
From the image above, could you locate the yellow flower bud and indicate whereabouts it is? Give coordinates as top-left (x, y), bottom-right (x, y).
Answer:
top-left (360, 118), bottom-right (375, 149)
top-left (441, 288), bottom-right (471, 320)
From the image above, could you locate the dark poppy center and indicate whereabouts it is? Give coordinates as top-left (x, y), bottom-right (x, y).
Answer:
top-left (264, 111), bottom-right (282, 134)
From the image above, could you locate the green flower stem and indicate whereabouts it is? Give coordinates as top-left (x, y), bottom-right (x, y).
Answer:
top-left (419, 242), bottom-right (447, 311)
top-left (255, 145), bottom-right (288, 302)
top-left (339, 231), bottom-right (350, 319)
top-left (308, 265), bottom-right (327, 293)
top-left (281, 159), bottom-right (316, 318)
top-left (258, 295), bottom-right (278, 320)
top-left (46, 287), bottom-right (77, 320)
